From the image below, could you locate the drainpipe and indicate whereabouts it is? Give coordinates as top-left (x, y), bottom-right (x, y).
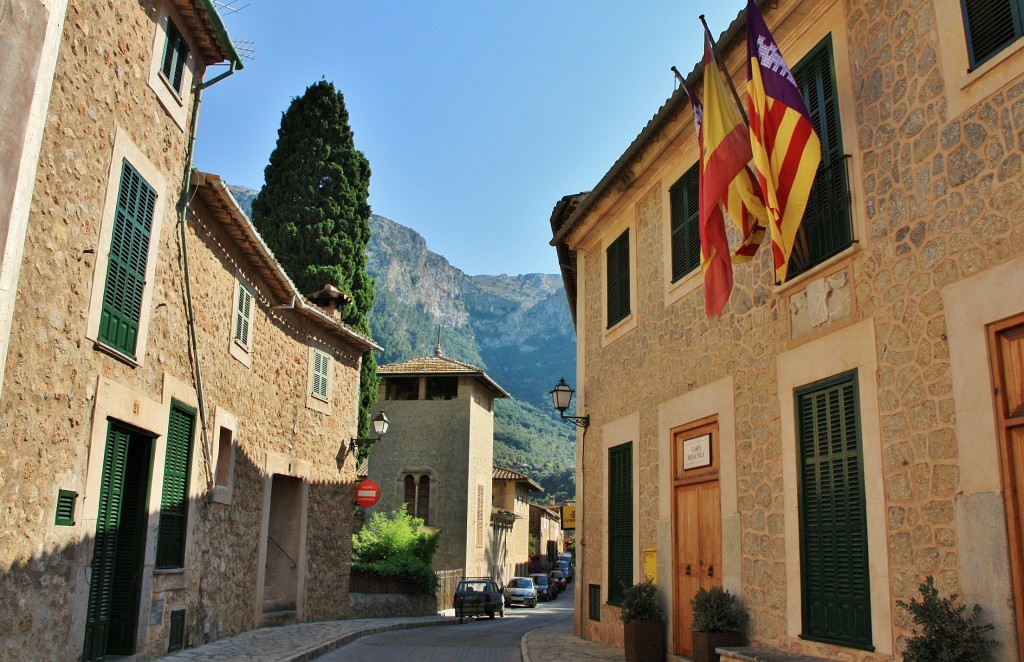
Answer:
top-left (177, 61), bottom-right (238, 498)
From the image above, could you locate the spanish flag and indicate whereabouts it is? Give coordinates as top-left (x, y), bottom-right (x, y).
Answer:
top-left (746, 0), bottom-right (821, 282)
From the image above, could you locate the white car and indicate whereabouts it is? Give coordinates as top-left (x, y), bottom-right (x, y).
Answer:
top-left (502, 576), bottom-right (538, 608)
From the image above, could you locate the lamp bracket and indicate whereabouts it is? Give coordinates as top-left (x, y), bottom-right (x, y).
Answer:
top-left (560, 414), bottom-right (590, 428)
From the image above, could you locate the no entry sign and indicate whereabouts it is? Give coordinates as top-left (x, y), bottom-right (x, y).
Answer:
top-left (355, 480), bottom-right (380, 507)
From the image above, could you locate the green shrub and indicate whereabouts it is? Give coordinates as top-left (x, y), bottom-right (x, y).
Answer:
top-left (352, 506), bottom-right (440, 594)
top-left (897, 576), bottom-right (997, 661)
top-left (690, 586), bottom-right (743, 632)
top-left (620, 577), bottom-right (663, 623)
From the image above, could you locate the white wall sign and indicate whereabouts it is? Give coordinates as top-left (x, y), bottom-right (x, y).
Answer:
top-left (683, 434), bottom-right (711, 470)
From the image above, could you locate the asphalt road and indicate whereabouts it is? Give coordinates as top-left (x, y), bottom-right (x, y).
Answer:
top-left (315, 584), bottom-right (575, 662)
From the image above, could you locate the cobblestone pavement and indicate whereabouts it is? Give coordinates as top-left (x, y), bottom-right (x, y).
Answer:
top-left (520, 622), bottom-right (625, 662)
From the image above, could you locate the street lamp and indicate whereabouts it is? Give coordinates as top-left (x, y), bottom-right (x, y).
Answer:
top-left (349, 411), bottom-right (390, 454)
top-left (549, 378), bottom-right (589, 428)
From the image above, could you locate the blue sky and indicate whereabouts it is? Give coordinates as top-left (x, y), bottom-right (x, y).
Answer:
top-left (195, 1), bottom-right (747, 276)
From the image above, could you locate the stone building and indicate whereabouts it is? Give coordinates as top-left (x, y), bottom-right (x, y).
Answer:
top-left (529, 502), bottom-right (564, 568)
top-left (0, 3), bottom-right (378, 659)
top-left (549, 0), bottom-right (1024, 659)
top-left (366, 349), bottom-right (510, 579)
top-left (492, 466), bottom-right (542, 582)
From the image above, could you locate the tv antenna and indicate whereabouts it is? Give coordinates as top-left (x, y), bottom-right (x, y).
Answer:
top-left (213, 0), bottom-right (249, 14)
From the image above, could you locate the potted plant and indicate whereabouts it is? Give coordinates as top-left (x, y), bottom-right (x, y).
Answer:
top-left (620, 577), bottom-right (665, 662)
top-left (690, 586), bottom-right (745, 662)
top-left (897, 575), bottom-right (997, 661)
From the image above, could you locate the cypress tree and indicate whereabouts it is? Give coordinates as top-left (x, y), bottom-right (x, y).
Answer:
top-left (252, 80), bottom-right (379, 438)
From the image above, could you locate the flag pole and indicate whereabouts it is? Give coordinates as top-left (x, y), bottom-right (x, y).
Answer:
top-left (670, 65), bottom-right (686, 85)
top-left (698, 14), bottom-right (750, 128)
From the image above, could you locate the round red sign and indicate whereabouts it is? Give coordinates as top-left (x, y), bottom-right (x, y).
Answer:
top-left (355, 480), bottom-right (380, 507)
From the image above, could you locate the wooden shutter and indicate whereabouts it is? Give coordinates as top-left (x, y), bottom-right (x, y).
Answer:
top-left (312, 349), bottom-right (330, 400)
top-left (157, 402), bottom-right (195, 569)
top-left (418, 475), bottom-right (431, 525)
top-left (99, 160), bottom-right (156, 358)
top-left (789, 37), bottom-right (851, 279)
top-left (670, 164), bottom-right (701, 282)
top-left (607, 442), bottom-right (633, 605)
top-left (962, 0), bottom-right (1023, 68)
top-left (161, 18), bottom-right (189, 94)
top-left (404, 475), bottom-right (416, 515)
top-left (234, 283), bottom-right (253, 348)
top-left (83, 423), bottom-right (132, 659)
top-left (606, 230), bottom-right (631, 328)
top-left (797, 371), bottom-right (872, 649)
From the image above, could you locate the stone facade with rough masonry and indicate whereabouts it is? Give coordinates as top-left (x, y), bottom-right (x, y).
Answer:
top-left (0, 3), bottom-right (375, 660)
top-left (551, 0), bottom-right (1024, 659)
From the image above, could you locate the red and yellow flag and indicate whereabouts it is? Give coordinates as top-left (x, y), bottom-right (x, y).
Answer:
top-left (746, 0), bottom-right (821, 282)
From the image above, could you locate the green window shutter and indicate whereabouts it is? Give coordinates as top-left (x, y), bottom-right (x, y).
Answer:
top-left (55, 489), bottom-right (77, 526)
top-left (607, 442), bottom-right (633, 605)
top-left (157, 402), bottom-right (195, 569)
top-left (797, 371), bottom-right (872, 649)
top-left (99, 160), bottom-right (156, 358)
top-left (788, 37), bottom-right (852, 280)
top-left (669, 163), bottom-right (701, 282)
top-left (234, 283), bottom-right (253, 347)
top-left (161, 18), bottom-right (189, 94)
top-left (962, 0), bottom-right (1023, 68)
top-left (312, 349), bottom-right (330, 400)
top-left (606, 229), bottom-right (631, 328)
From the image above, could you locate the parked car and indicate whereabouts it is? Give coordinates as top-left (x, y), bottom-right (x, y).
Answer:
top-left (453, 577), bottom-right (505, 623)
top-left (549, 569), bottom-right (568, 592)
top-left (530, 573), bottom-right (557, 601)
top-left (556, 559), bottom-right (573, 582)
top-left (503, 576), bottom-right (538, 608)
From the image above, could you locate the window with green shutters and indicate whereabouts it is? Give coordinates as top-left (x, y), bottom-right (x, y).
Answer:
top-left (234, 283), bottom-right (253, 349)
top-left (157, 402), bottom-right (195, 569)
top-left (311, 349), bottom-right (330, 401)
top-left (161, 18), bottom-right (189, 95)
top-left (669, 163), bottom-right (701, 282)
top-left (98, 160), bottom-right (156, 358)
top-left (961, 0), bottom-right (1023, 69)
top-left (788, 36), bottom-right (852, 280)
top-left (607, 442), bottom-right (633, 606)
top-left (606, 229), bottom-right (631, 328)
top-left (796, 371), bottom-right (872, 649)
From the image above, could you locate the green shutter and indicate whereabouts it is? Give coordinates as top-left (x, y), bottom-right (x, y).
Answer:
top-left (588, 584), bottom-right (602, 621)
top-left (606, 230), bottom-right (631, 328)
top-left (161, 18), bottom-right (189, 94)
top-left (788, 37), bottom-right (851, 279)
top-left (99, 160), bottom-right (156, 358)
top-left (669, 163), bottom-right (701, 282)
top-left (55, 489), bottom-right (77, 526)
top-left (234, 283), bottom-right (253, 347)
top-left (607, 442), bottom-right (633, 605)
top-left (168, 609), bottom-right (185, 652)
top-left (157, 402), bottom-right (195, 569)
top-left (83, 423), bottom-right (132, 659)
top-left (962, 0), bottom-right (1023, 68)
top-left (797, 371), bottom-right (872, 649)
top-left (312, 349), bottom-right (330, 399)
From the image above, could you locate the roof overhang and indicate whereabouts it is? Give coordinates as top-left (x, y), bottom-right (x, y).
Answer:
top-left (173, 0), bottom-right (244, 71)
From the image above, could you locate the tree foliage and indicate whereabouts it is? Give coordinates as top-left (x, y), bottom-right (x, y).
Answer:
top-left (352, 506), bottom-right (440, 594)
top-left (897, 576), bottom-right (997, 661)
top-left (252, 80), bottom-right (378, 435)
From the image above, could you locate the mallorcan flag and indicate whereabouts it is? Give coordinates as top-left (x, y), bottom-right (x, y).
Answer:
top-left (746, 0), bottom-right (821, 283)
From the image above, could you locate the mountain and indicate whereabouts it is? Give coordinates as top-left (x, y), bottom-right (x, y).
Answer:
top-left (228, 185), bottom-right (578, 500)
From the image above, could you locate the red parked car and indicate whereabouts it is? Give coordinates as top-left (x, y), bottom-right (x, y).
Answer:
top-left (549, 569), bottom-right (568, 592)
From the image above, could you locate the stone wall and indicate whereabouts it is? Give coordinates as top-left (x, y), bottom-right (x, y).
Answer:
top-left (348, 593), bottom-right (438, 619)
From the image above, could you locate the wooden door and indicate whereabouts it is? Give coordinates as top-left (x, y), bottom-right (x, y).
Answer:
top-left (671, 418), bottom-right (722, 658)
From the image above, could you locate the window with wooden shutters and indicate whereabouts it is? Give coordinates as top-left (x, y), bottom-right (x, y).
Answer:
top-left (787, 36), bottom-right (852, 281)
top-left (796, 371), bottom-right (872, 649)
top-left (98, 160), bottom-right (156, 358)
top-left (157, 402), bottom-right (195, 569)
top-left (670, 164), bottom-right (701, 282)
top-left (961, 0), bottom-right (1023, 68)
top-left (607, 442), bottom-right (633, 606)
top-left (606, 229), bottom-right (631, 328)
top-left (476, 484), bottom-right (485, 547)
top-left (311, 349), bottom-right (330, 400)
top-left (404, 475), bottom-right (416, 514)
top-left (160, 18), bottom-right (189, 95)
top-left (418, 475), bottom-right (431, 525)
top-left (233, 283), bottom-right (253, 350)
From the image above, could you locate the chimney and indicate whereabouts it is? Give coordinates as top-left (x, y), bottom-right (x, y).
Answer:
top-left (306, 284), bottom-right (352, 321)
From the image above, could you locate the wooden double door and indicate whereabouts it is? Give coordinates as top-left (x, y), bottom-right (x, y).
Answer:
top-left (671, 419), bottom-right (722, 658)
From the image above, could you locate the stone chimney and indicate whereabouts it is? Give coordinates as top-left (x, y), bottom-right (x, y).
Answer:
top-left (306, 284), bottom-right (352, 321)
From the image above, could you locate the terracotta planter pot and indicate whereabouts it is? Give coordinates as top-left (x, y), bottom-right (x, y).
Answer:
top-left (624, 619), bottom-right (665, 662)
top-left (691, 630), bottom-right (744, 662)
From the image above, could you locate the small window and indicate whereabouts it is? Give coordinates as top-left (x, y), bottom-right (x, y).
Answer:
top-left (311, 349), bottom-right (330, 401)
top-left (962, 0), bottom-right (1023, 69)
top-left (55, 490), bottom-right (77, 526)
top-left (215, 427), bottom-right (233, 488)
top-left (233, 283), bottom-right (253, 350)
top-left (168, 608), bottom-right (185, 652)
top-left (387, 377), bottom-right (419, 400)
top-left (157, 401), bottom-right (196, 569)
top-left (606, 229), bottom-right (631, 328)
top-left (669, 164), bottom-right (701, 282)
top-left (161, 18), bottom-right (189, 95)
top-left (425, 376), bottom-right (458, 400)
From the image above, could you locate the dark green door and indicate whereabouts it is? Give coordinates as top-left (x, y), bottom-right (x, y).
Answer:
top-left (84, 422), bottom-right (153, 661)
